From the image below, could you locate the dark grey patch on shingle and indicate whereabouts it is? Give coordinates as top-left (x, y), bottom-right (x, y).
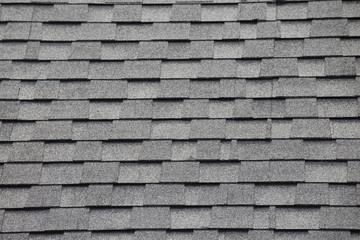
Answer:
top-left (38, 42), bottom-right (71, 60)
top-left (87, 184), bottom-right (113, 206)
top-left (257, 21), bottom-right (280, 39)
top-left (243, 40), bottom-right (274, 58)
top-left (201, 4), bottom-right (237, 21)
top-left (144, 184), bottom-right (185, 205)
top-left (34, 120), bottom-right (72, 140)
top-left (161, 161), bottom-right (199, 182)
top-left (161, 61), bottom-right (200, 79)
top-left (239, 3), bottom-right (266, 20)
top-left (118, 163), bottom-right (161, 183)
top-left (336, 140), bottom-right (360, 160)
top-left (190, 23), bottom-right (222, 40)
top-left (74, 141), bottom-right (102, 161)
top-left (308, 1), bottom-right (342, 19)
top-left (166, 42), bottom-right (190, 59)
top-left (200, 60), bottom-right (236, 78)
top-left (214, 41), bottom-right (243, 59)
top-left (171, 141), bottom-right (197, 161)
top-left (10, 142), bottom-right (44, 162)
top-left (80, 23), bottom-right (116, 41)
top-left (151, 120), bottom-right (190, 139)
top-left (113, 120), bottom-right (151, 139)
top-left (89, 61), bottom-right (125, 79)
top-left (190, 41), bottom-right (214, 58)
top-left (182, 99), bottom-right (209, 118)
top-left (295, 183), bottom-right (329, 205)
top-left (90, 80), bottom-right (126, 99)
top-left (142, 5), bottom-right (171, 22)
top-left (72, 121), bottom-right (112, 140)
top-left (70, 42), bottom-right (101, 59)
top-left (119, 100), bottom-right (152, 119)
top-left (51, 100), bottom-right (89, 119)
top-left (153, 101), bottom-right (183, 119)
top-left (260, 58), bottom-right (298, 77)
top-left (59, 81), bottom-right (90, 99)
top-left (200, 163), bottom-right (239, 183)
top-left (2, 210), bottom-right (48, 232)
top-left (34, 81), bottom-right (59, 99)
top-left (89, 208), bottom-right (131, 230)
top-left (0, 101), bottom-right (19, 120)
top-left (196, 140), bottom-right (220, 160)
top-left (138, 41), bottom-right (168, 59)
top-left (48, 61), bottom-right (89, 79)
top-left (89, 101), bottom-right (121, 119)
top-left (26, 185), bottom-right (62, 207)
top-left (280, 21), bottom-right (311, 38)
top-left (116, 24), bottom-right (153, 41)
top-left (18, 101), bottom-right (51, 120)
top-left (269, 161), bottom-right (305, 182)
top-left (190, 80), bottom-right (219, 98)
top-left (12, 61), bottom-right (48, 80)
top-left (1, 4), bottom-right (34, 21)
top-left (317, 78), bottom-right (359, 97)
top-left (310, 19), bottom-right (348, 37)
top-left (329, 184), bottom-right (357, 206)
top-left (320, 207), bottom-right (360, 229)
top-left (291, 119), bottom-right (331, 138)
top-left (171, 208), bottom-right (211, 229)
top-left (171, 4), bottom-right (201, 21)
top-left (10, 122), bottom-right (35, 141)
top-left (276, 208), bottom-right (320, 229)
top-left (227, 183), bottom-right (254, 205)
top-left (303, 140), bottom-right (336, 160)
top-left (40, 163), bottom-right (82, 184)
top-left (0, 187), bottom-right (29, 208)
top-left (102, 142), bottom-right (141, 161)
top-left (113, 5), bottom-right (142, 22)
top-left (325, 57), bottom-right (356, 76)
top-left (131, 207), bottom-right (171, 229)
top-left (3, 22), bottom-right (31, 40)
top-left (237, 60), bottom-right (261, 78)
top-left (190, 119), bottom-right (225, 139)
top-left (1, 163), bottom-right (42, 184)
top-left (128, 81), bottom-right (159, 99)
top-left (277, 2), bottom-right (308, 20)
top-left (88, 5), bottom-right (114, 22)
top-left (255, 184), bottom-right (296, 205)
top-left (305, 162), bottom-right (347, 183)
top-left (82, 162), bottom-right (119, 183)
top-left (211, 206), bottom-right (253, 228)
top-left (226, 120), bottom-right (270, 139)
top-left (285, 98), bottom-right (317, 117)
top-left (185, 184), bottom-right (227, 206)
top-left (0, 42), bottom-right (27, 60)
top-left (46, 208), bottom-right (89, 230)
top-left (139, 140), bottom-right (171, 160)
top-left (112, 185), bottom-right (144, 206)
top-left (233, 99), bottom-right (253, 118)
top-left (153, 23), bottom-right (190, 40)
top-left (60, 186), bottom-right (87, 207)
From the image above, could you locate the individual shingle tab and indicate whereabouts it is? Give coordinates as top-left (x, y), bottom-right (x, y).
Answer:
top-left (0, 187), bottom-right (29, 208)
top-left (331, 120), bottom-right (360, 138)
top-left (89, 208), bottom-right (131, 230)
top-left (270, 161), bottom-right (305, 182)
top-left (308, 1), bottom-right (342, 19)
top-left (197, 140), bottom-right (221, 160)
top-left (260, 58), bottom-right (298, 77)
top-left (33, 120), bottom-right (72, 140)
top-left (255, 184), bottom-right (296, 205)
top-left (72, 121), bottom-right (112, 140)
top-left (161, 162), bottom-right (199, 182)
top-left (320, 207), bottom-right (360, 229)
top-left (295, 183), bottom-right (329, 205)
top-left (102, 142), bottom-right (141, 161)
top-left (190, 119), bottom-right (225, 139)
top-left (280, 21), bottom-right (311, 38)
top-left (226, 120), bottom-right (270, 139)
top-left (48, 61), bottom-right (89, 79)
top-left (190, 23), bottom-right (222, 40)
top-left (161, 61), bottom-right (200, 79)
top-left (127, 81), bottom-right (159, 99)
top-left (130, 207), bottom-right (171, 229)
top-left (101, 42), bottom-right (138, 60)
top-left (291, 119), bottom-right (331, 138)
top-left (144, 184), bottom-right (185, 205)
top-left (112, 185), bottom-right (144, 206)
top-left (305, 162), bottom-right (347, 183)
top-left (0, 101), bottom-right (19, 120)
top-left (171, 4), bottom-right (201, 22)
top-left (214, 41), bottom-right (243, 59)
top-left (88, 5), bottom-right (114, 22)
top-left (42, 23), bottom-right (81, 41)
top-left (116, 24), bottom-right (153, 41)
top-left (277, 3), bottom-right (308, 20)
top-left (336, 140), bottom-right (360, 160)
top-left (51, 100), bottom-right (89, 119)
top-left (227, 183), bottom-right (254, 205)
top-left (185, 185), bottom-right (227, 206)
top-left (166, 42), bottom-right (190, 59)
top-left (343, 1), bottom-right (360, 18)
top-left (316, 78), bottom-right (359, 97)
top-left (211, 206), bottom-right (254, 228)
top-left (89, 80), bottom-right (127, 99)
top-left (3, 22), bottom-right (31, 40)
top-left (329, 184), bottom-right (357, 206)
top-left (201, 4), bottom-right (237, 21)
top-left (2, 210), bottom-right (48, 232)
top-left (257, 21), bottom-right (280, 39)
top-left (139, 140), bottom-right (171, 160)
top-left (39, 42), bottom-right (71, 60)
top-left (151, 120), bottom-right (190, 139)
top-left (40, 163), bottom-right (82, 184)
top-left (80, 23), bottom-right (116, 41)
top-left (200, 163), bottom-right (239, 183)
top-left (276, 208), bottom-right (320, 229)
top-left (60, 186), bottom-right (87, 207)
top-left (9, 142), bottom-right (43, 162)
top-left (171, 208), bottom-right (211, 229)
top-left (325, 57), bottom-right (356, 76)
top-left (303, 140), bottom-right (336, 160)
top-left (190, 41), bottom-right (214, 58)
top-left (113, 5), bottom-right (142, 22)
top-left (118, 163), bottom-right (161, 183)
top-left (142, 5), bottom-right (171, 22)
top-left (310, 19), bottom-right (349, 37)
top-left (237, 60), bottom-right (260, 78)
top-left (304, 38), bottom-right (342, 57)
top-left (243, 40), bottom-right (274, 58)
top-left (190, 80), bottom-right (219, 98)
top-left (1, 163), bottom-right (42, 184)
top-left (1, 4), bottom-right (34, 21)
top-left (0, 42), bottom-right (27, 60)
top-left (12, 61), bottom-right (49, 80)
top-left (82, 162), bottom-right (119, 183)
top-left (119, 100), bottom-right (153, 119)
top-left (124, 60), bottom-right (161, 79)
top-left (239, 3), bottom-right (266, 20)
top-left (153, 100), bottom-right (182, 119)
top-left (70, 42), bottom-right (101, 60)
top-left (112, 120), bottom-right (151, 139)
top-left (26, 185), bottom-right (61, 207)
top-left (153, 23), bottom-right (190, 40)
top-left (285, 98), bottom-right (317, 117)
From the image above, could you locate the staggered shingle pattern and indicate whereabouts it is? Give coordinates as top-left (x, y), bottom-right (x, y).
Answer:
top-left (1, 0), bottom-right (360, 239)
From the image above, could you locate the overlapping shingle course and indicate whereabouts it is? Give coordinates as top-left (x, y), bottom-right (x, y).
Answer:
top-left (0, 0), bottom-right (359, 239)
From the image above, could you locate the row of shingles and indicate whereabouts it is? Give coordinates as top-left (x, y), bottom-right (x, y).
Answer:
top-left (1, 138), bottom-right (359, 162)
top-left (1, 38), bottom-right (360, 60)
top-left (1, 1), bottom-right (360, 23)
top-left (0, 118), bottom-right (359, 141)
top-left (1, 78), bottom-right (359, 100)
top-left (1, 97), bottom-right (359, 120)
top-left (1, 57), bottom-right (359, 80)
top-left (1, 182), bottom-right (359, 209)
top-left (0, 160), bottom-right (359, 185)
top-left (1, 230), bottom-right (359, 240)
top-left (1, 205), bottom-right (360, 232)
top-left (1, 18), bottom-right (359, 42)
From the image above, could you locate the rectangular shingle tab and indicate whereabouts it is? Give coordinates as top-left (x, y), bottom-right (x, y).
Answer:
top-left (276, 208), bottom-right (320, 229)
top-left (161, 162), bottom-right (199, 182)
top-left (305, 162), bottom-right (347, 183)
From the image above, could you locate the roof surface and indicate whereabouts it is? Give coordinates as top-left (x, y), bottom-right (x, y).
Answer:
top-left (0, 0), bottom-right (360, 239)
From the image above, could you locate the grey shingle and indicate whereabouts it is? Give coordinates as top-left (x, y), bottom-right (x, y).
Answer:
top-left (0, 143), bottom-right (11, 162)
top-left (253, 99), bottom-right (285, 118)
top-left (144, 184), bottom-right (185, 205)
top-left (304, 38), bottom-right (342, 57)
top-left (2, 210), bottom-right (48, 232)
top-left (33, 120), bottom-right (72, 140)
top-left (161, 61), bottom-right (200, 79)
top-left (193, 230), bottom-right (218, 240)
top-left (227, 183), bottom-right (254, 204)
top-left (200, 163), bottom-right (239, 183)
top-left (237, 60), bottom-right (261, 78)
top-left (124, 60), bottom-right (161, 79)
top-left (91, 232), bottom-right (133, 240)
top-left (135, 231), bottom-right (166, 240)
top-left (201, 4), bottom-right (237, 21)
top-left (171, 4), bottom-right (201, 21)
top-left (10, 122), bottom-right (35, 141)
top-left (40, 163), bottom-right (82, 184)
top-left (51, 100), bottom-right (89, 119)
top-left (161, 162), bottom-right (199, 182)
top-left (1, 163), bottom-right (42, 184)
top-left (317, 78), bottom-right (359, 97)
top-left (342, 39), bottom-right (360, 56)
top-left (87, 184), bottom-right (113, 206)
top-left (325, 57), bottom-right (356, 76)
top-left (295, 183), bottom-right (329, 205)
top-left (26, 185), bottom-right (61, 207)
top-left (182, 99), bottom-right (209, 118)
top-left (116, 24), bottom-right (153, 41)
top-left (320, 207), bottom-right (360, 229)
top-left (18, 101), bottom-right (51, 120)
top-left (260, 58), bottom-right (298, 77)
top-left (243, 40), bottom-right (274, 58)
top-left (310, 19), bottom-right (348, 37)
top-left (233, 99), bottom-right (253, 118)
top-left (138, 41), bottom-right (167, 59)
top-left (166, 42), bottom-right (190, 59)
top-left (42, 23), bottom-right (81, 41)
top-left (3, 22), bottom-right (31, 40)
top-left (211, 206), bottom-right (253, 228)
top-left (34, 81), bottom-right (59, 99)
top-left (303, 140), bottom-right (336, 160)
top-left (329, 184), bottom-right (357, 205)
top-left (277, 2), bottom-right (308, 20)
top-left (89, 208), bottom-right (131, 230)
top-left (46, 208), bottom-right (89, 231)
top-left (270, 161), bottom-right (305, 182)
top-left (113, 5), bottom-right (142, 22)
top-left (25, 41), bottom-right (40, 60)
top-left (38, 43), bottom-right (71, 60)
top-left (291, 119), bottom-right (331, 138)
top-left (88, 5), bottom-right (113, 22)
top-left (226, 120), bottom-right (270, 139)
top-left (271, 120), bottom-right (292, 139)
top-left (73, 141), bottom-right (102, 161)
top-left (185, 185), bottom-right (227, 206)
top-left (89, 61), bottom-right (125, 79)
top-left (257, 21), bottom-right (280, 39)
top-left (348, 161), bottom-right (360, 182)
top-left (276, 208), bottom-right (320, 229)
top-left (58, 81), bottom-right (90, 100)
top-left (9, 142), bottom-right (43, 162)
top-left (239, 3), bottom-right (266, 20)
top-left (101, 42), bottom-right (138, 60)
top-left (285, 98), bottom-right (317, 117)
top-left (89, 80), bottom-right (126, 99)
top-left (112, 185), bottom-right (144, 206)
top-left (171, 141), bottom-right (197, 161)
top-left (255, 184), bottom-right (296, 205)
top-left (89, 101), bottom-right (121, 119)
top-left (308, 1), bottom-right (342, 18)
top-left (239, 22), bottom-right (257, 39)
top-left (0, 101), bottom-right (19, 120)
top-left (309, 231), bottom-right (351, 240)
top-left (0, 233), bottom-right (29, 240)
top-left (0, 62), bottom-right (13, 80)
top-left (142, 5), bottom-right (171, 22)
top-left (238, 161), bottom-right (269, 182)
top-left (153, 23), bottom-right (190, 40)
top-left (72, 121), bottom-right (112, 140)
top-left (190, 40), bottom-right (214, 58)
top-left (12, 61), bottom-right (48, 80)
top-left (0, 187), bottom-right (29, 208)
top-left (343, 1), bottom-right (360, 18)
top-left (190, 119), bottom-right (225, 139)
top-left (196, 140), bottom-right (220, 160)
top-left (234, 140), bottom-right (270, 160)
top-left (1, 4), bottom-right (34, 21)
top-left (336, 140), bottom-right (360, 160)
top-left (102, 142), bottom-right (141, 161)
top-left (190, 23), bottom-right (222, 40)
top-left (119, 100), bottom-right (152, 119)
top-left (0, 42), bottom-right (27, 60)
top-left (151, 120), bottom-right (190, 139)
top-left (48, 61), bottom-right (89, 79)
top-left (190, 80), bottom-right (219, 98)
top-left (305, 162), bottom-right (347, 183)
top-left (153, 100), bottom-right (182, 119)
top-left (112, 120), bottom-right (151, 139)
top-left (318, 98), bottom-right (359, 118)
top-left (60, 186), bottom-right (87, 207)
top-left (214, 41), bottom-right (243, 59)
top-left (82, 162), bottom-right (118, 183)
top-left (130, 207), bottom-right (171, 229)
top-left (219, 79), bottom-right (246, 98)
top-left (80, 23), bottom-right (116, 41)
top-left (18, 81), bottom-right (36, 100)
top-left (118, 163), bottom-right (161, 183)
top-left (0, 122), bottom-right (13, 141)
top-left (128, 81), bottom-right (159, 99)
top-left (280, 21), bottom-right (311, 38)
top-left (70, 42), bottom-right (101, 60)
top-left (171, 208), bottom-right (211, 229)
top-left (331, 120), bottom-right (360, 138)
top-left (139, 140), bottom-right (171, 160)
